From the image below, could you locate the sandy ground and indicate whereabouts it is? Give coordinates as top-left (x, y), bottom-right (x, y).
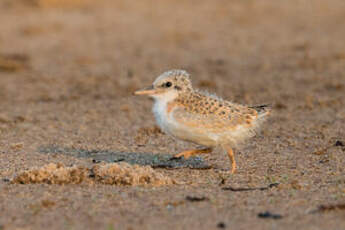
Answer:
top-left (0, 0), bottom-right (345, 229)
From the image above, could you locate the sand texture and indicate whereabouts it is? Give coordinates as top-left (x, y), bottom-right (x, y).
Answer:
top-left (0, 0), bottom-right (344, 229)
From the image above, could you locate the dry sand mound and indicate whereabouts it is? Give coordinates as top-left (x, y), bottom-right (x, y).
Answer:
top-left (11, 162), bottom-right (175, 186)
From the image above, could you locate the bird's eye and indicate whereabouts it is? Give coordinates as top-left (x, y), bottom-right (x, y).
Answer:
top-left (163, 82), bottom-right (172, 88)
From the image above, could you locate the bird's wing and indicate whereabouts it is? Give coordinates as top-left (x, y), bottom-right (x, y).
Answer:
top-left (172, 106), bottom-right (255, 132)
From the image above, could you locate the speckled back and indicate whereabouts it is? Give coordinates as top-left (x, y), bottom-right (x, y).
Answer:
top-left (174, 91), bottom-right (258, 125)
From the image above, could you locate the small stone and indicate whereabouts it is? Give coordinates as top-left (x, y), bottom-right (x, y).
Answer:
top-left (335, 140), bottom-right (344, 147)
top-left (258, 211), bottom-right (283, 219)
top-left (217, 222), bottom-right (226, 229)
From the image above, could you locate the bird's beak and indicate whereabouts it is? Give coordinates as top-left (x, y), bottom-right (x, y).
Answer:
top-left (134, 85), bottom-right (156, 95)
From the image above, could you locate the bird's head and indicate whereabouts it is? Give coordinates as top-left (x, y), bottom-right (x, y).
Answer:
top-left (134, 69), bottom-right (193, 101)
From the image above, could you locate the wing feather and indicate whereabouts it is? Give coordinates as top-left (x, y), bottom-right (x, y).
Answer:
top-left (172, 106), bottom-right (252, 132)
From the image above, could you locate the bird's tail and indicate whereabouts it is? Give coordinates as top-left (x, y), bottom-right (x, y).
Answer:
top-left (249, 104), bottom-right (272, 118)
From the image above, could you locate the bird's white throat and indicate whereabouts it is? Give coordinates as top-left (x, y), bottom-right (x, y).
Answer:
top-left (151, 90), bottom-right (178, 133)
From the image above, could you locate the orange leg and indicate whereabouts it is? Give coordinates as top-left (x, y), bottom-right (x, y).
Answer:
top-left (172, 148), bottom-right (212, 159)
top-left (224, 146), bottom-right (237, 174)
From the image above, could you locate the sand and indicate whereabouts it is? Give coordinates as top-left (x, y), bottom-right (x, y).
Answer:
top-left (11, 162), bottom-right (174, 186)
top-left (0, 0), bottom-right (344, 229)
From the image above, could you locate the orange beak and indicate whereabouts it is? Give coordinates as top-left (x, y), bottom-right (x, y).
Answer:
top-left (134, 85), bottom-right (157, 95)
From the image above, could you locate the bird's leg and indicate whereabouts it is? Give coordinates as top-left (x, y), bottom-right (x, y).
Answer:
top-left (172, 147), bottom-right (212, 159)
top-left (224, 146), bottom-right (237, 174)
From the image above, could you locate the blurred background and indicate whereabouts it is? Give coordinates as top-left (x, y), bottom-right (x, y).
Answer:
top-left (0, 1), bottom-right (345, 229)
top-left (1, 0), bottom-right (344, 103)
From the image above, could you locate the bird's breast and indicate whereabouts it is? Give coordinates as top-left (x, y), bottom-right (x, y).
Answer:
top-left (152, 100), bottom-right (174, 134)
top-left (152, 101), bottom-right (187, 137)
top-left (152, 100), bottom-right (218, 146)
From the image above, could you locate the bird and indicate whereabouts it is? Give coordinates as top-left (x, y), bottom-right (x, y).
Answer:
top-left (134, 69), bottom-right (271, 173)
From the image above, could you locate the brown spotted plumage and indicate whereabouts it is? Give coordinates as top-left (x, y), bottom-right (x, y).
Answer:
top-left (134, 69), bottom-right (271, 173)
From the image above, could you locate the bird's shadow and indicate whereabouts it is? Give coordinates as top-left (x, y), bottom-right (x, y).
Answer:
top-left (38, 145), bottom-right (212, 169)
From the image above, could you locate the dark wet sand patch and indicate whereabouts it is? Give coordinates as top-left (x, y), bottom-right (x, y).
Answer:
top-left (38, 145), bottom-right (212, 169)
